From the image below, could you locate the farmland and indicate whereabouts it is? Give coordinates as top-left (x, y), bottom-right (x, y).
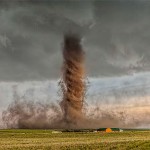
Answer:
top-left (0, 129), bottom-right (150, 150)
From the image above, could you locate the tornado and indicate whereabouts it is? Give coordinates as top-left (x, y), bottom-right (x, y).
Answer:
top-left (60, 34), bottom-right (86, 126)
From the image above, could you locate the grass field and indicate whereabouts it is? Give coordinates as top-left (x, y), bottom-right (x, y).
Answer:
top-left (0, 129), bottom-right (150, 150)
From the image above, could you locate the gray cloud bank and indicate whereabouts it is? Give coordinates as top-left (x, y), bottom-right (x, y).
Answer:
top-left (0, 1), bottom-right (150, 80)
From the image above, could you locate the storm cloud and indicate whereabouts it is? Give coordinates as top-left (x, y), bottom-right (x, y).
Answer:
top-left (0, 0), bottom-right (150, 81)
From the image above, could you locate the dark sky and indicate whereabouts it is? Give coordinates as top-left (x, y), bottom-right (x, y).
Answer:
top-left (0, 0), bottom-right (150, 81)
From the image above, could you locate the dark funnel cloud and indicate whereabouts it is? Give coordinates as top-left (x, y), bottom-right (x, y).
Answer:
top-left (59, 34), bottom-right (85, 127)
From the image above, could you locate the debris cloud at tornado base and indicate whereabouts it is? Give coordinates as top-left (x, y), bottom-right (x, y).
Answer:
top-left (2, 98), bottom-right (150, 129)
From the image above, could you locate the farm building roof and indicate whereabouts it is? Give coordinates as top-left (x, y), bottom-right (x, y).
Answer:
top-left (97, 128), bottom-right (123, 132)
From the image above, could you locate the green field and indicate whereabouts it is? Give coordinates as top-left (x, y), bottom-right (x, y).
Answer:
top-left (0, 129), bottom-right (150, 150)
